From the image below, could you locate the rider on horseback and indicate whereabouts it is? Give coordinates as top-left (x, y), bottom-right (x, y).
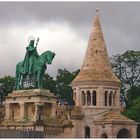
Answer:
top-left (15, 37), bottom-right (55, 90)
top-left (22, 39), bottom-right (39, 75)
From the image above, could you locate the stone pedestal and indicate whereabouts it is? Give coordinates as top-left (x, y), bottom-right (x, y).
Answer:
top-left (5, 104), bottom-right (10, 120)
top-left (19, 103), bottom-right (25, 119)
top-left (4, 89), bottom-right (57, 125)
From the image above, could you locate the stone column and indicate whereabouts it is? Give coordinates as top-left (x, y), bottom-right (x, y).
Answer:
top-left (5, 103), bottom-right (10, 119)
top-left (52, 103), bottom-right (57, 117)
top-left (113, 93), bottom-right (115, 106)
top-left (75, 87), bottom-right (80, 106)
top-left (34, 103), bottom-right (39, 121)
top-left (111, 94), bottom-right (114, 107)
top-left (19, 103), bottom-right (25, 119)
top-left (85, 94), bottom-right (87, 106)
top-left (90, 93), bottom-right (93, 106)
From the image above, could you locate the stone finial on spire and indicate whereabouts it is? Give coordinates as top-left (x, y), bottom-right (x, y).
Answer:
top-left (96, 8), bottom-right (99, 13)
top-left (95, 8), bottom-right (99, 15)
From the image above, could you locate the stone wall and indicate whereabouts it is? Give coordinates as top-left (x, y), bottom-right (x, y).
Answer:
top-left (0, 130), bottom-right (44, 138)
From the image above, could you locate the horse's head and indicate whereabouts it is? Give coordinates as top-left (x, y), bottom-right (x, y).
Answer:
top-left (40, 50), bottom-right (56, 65)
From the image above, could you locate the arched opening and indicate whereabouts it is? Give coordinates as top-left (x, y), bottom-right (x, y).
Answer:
top-left (137, 124), bottom-right (140, 138)
top-left (101, 133), bottom-right (108, 138)
top-left (12, 110), bottom-right (14, 118)
top-left (85, 126), bottom-right (90, 138)
top-left (117, 128), bottom-right (131, 138)
top-left (113, 91), bottom-right (116, 106)
top-left (92, 90), bottom-right (96, 106)
top-left (105, 91), bottom-right (108, 106)
top-left (82, 91), bottom-right (85, 106)
top-left (87, 91), bottom-right (91, 106)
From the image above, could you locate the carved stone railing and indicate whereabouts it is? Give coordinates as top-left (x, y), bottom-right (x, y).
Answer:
top-left (44, 125), bottom-right (64, 135)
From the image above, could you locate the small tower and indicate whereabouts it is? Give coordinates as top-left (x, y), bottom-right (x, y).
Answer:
top-left (72, 9), bottom-right (121, 110)
top-left (71, 10), bottom-right (137, 138)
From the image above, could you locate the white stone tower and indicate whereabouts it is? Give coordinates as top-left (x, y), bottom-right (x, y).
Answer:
top-left (71, 10), bottom-right (137, 138)
top-left (72, 9), bottom-right (121, 112)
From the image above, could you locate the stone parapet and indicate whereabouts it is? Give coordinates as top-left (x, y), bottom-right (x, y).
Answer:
top-left (8, 89), bottom-right (55, 97)
top-left (72, 80), bottom-right (121, 87)
top-left (5, 89), bottom-right (57, 104)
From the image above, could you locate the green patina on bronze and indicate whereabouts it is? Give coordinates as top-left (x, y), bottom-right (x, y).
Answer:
top-left (15, 37), bottom-right (55, 90)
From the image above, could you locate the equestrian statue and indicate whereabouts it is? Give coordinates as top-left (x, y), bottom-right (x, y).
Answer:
top-left (15, 37), bottom-right (55, 90)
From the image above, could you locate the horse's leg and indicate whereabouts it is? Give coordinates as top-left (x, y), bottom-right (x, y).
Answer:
top-left (37, 70), bottom-right (42, 89)
top-left (38, 66), bottom-right (46, 89)
top-left (37, 71), bottom-right (41, 88)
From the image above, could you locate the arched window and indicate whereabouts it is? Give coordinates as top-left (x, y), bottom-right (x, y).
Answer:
top-left (87, 91), bottom-right (91, 106)
top-left (105, 91), bottom-right (108, 106)
top-left (101, 133), bottom-right (108, 138)
top-left (109, 94), bottom-right (112, 106)
top-left (82, 91), bottom-right (85, 106)
top-left (85, 126), bottom-right (90, 138)
top-left (117, 128), bottom-right (131, 138)
top-left (92, 90), bottom-right (96, 106)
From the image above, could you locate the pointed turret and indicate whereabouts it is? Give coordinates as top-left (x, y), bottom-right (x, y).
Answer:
top-left (72, 10), bottom-right (120, 87)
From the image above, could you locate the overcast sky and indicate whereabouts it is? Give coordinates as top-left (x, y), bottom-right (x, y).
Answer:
top-left (0, 2), bottom-right (140, 78)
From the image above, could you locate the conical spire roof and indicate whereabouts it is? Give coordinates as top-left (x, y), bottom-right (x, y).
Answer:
top-left (72, 10), bottom-right (121, 87)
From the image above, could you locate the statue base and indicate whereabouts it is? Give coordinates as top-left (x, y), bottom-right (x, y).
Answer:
top-left (3, 89), bottom-right (57, 126)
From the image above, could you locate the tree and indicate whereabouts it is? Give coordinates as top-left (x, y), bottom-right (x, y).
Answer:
top-left (0, 76), bottom-right (15, 103)
top-left (0, 83), bottom-right (5, 104)
top-left (56, 68), bottom-right (80, 103)
top-left (110, 50), bottom-right (140, 96)
top-left (121, 85), bottom-right (140, 138)
top-left (122, 85), bottom-right (140, 122)
top-left (42, 73), bottom-right (56, 94)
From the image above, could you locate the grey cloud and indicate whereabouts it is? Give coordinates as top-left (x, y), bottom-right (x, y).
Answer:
top-left (0, 2), bottom-right (140, 77)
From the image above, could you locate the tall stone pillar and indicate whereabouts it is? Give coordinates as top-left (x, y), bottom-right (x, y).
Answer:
top-left (5, 103), bottom-right (10, 119)
top-left (85, 94), bottom-right (87, 106)
top-left (34, 103), bottom-right (39, 121)
top-left (90, 94), bottom-right (93, 106)
top-left (52, 103), bottom-right (57, 117)
top-left (19, 103), bottom-right (25, 119)
top-left (111, 94), bottom-right (114, 107)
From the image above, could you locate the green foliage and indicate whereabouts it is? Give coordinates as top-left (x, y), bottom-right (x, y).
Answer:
top-left (0, 76), bottom-right (15, 95)
top-left (0, 76), bottom-right (15, 103)
top-left (126, 86), bottom-right (140, 107)
top-left (42, 68), bottom-right (80, 103)
top-left (42, 73), bottom-right (56, 94)
top-left (110, 50), bottom-right (140, 102)
top-left (56, 68), bottom-right (79, 102)
top-left (123, 97), bottom-right (140, 122)
top-left (110, 50), bottom-right (140, 93)
top-left (122, 85), bottom-right (140, 123)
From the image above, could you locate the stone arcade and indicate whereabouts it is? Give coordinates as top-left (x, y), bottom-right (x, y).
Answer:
top-left (0, 10), bottom-right (137, 138)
